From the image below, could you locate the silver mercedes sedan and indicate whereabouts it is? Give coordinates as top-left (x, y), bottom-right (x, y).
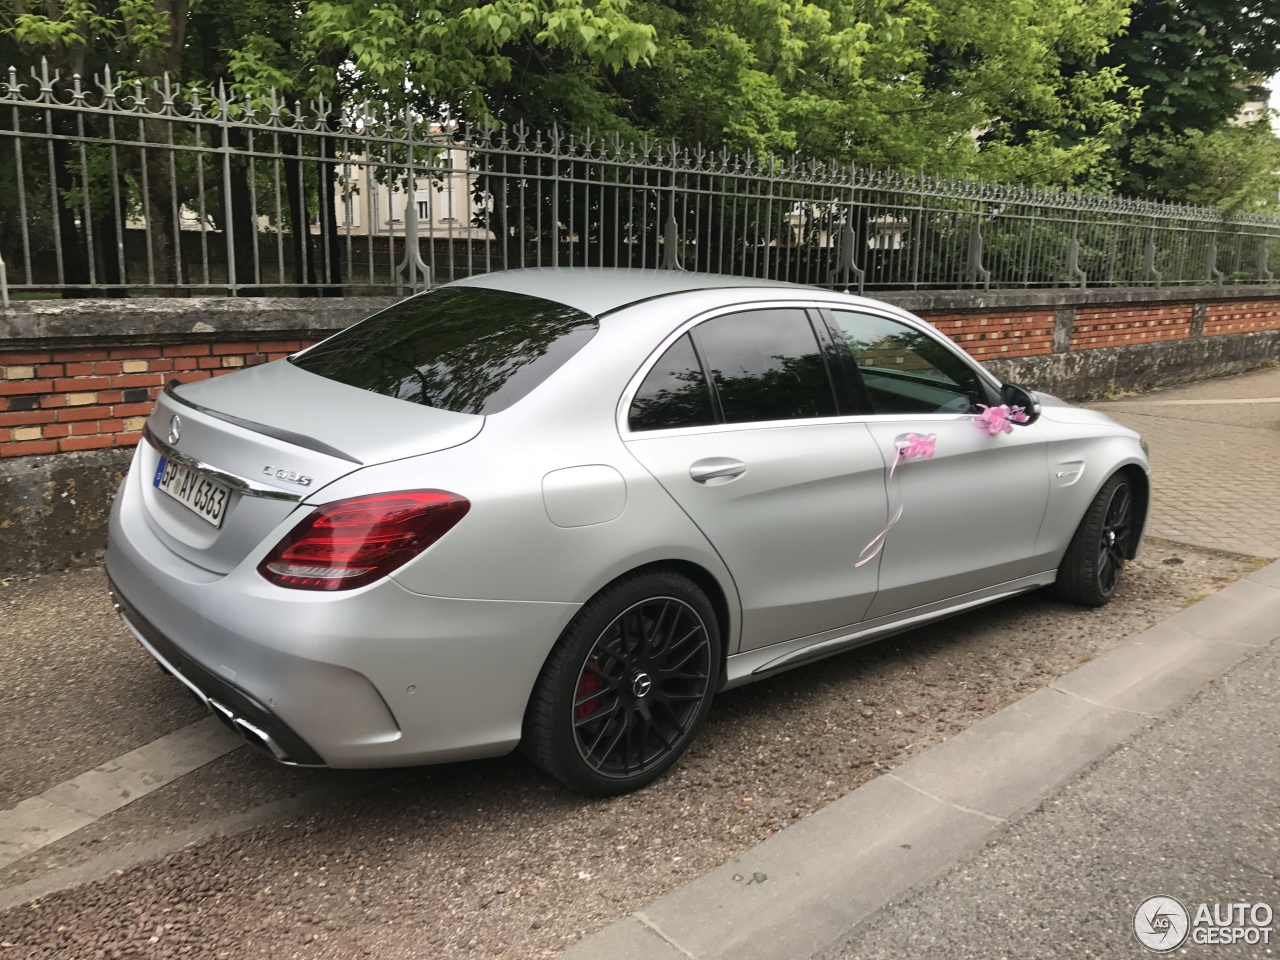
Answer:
top-left (106, 268), bottom-right (1149, 795)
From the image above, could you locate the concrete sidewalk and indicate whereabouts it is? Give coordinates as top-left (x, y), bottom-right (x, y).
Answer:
top-left (560, 365), bottom-right (1280, 960)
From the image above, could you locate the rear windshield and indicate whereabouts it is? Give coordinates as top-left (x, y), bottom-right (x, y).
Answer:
top-left (290, 287), bottom-right (598, 415)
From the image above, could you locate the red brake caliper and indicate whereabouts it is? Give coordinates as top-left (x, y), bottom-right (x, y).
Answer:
top-left (576, 662), bottom-right (601, 720)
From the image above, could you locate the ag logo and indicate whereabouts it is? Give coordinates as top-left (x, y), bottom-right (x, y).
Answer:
top-left (1134, 895), bottom-right (1190, 952)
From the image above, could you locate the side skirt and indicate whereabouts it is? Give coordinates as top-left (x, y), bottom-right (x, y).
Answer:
top-left (722, 571), bottom-right (1058, 689)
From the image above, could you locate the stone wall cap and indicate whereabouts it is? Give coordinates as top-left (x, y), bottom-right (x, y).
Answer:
top-left (3, 285), bottom-right (1280, 347)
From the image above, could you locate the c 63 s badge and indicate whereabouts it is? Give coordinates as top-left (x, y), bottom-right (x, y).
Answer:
top-left (263, 466), bottom-right (313, 487)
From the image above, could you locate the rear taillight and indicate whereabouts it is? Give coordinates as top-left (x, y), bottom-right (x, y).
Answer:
top-left (258, 490), bottom-right (470, 591)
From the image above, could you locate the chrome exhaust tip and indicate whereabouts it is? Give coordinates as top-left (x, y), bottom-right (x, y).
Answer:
top-left (208, 698), bottom-right (292, 762)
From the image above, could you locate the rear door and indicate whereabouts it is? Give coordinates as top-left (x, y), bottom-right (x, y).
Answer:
top-left (821, 309), bottom-right (1051, 617)
top-left (623, 306), bottom-right (888, 654)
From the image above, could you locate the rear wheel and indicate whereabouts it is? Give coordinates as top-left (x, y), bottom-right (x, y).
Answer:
top-left (1054, 473), bottom-right (1135, 607)
top-left (524, 570), bottom-right (720, 795)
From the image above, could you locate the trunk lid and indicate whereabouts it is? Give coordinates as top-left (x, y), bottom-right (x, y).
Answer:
top-left (137, 359), bottom-right (483, 574)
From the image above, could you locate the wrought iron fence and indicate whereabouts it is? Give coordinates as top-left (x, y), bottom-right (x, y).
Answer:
top-left (2, 59), bottom-right (1279, 301)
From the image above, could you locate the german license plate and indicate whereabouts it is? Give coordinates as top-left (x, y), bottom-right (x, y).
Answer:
top-left (153, 457), bottom-right (231, 528)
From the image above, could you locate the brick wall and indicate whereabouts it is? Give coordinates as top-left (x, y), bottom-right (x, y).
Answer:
top-left (1203, 299), bottom-right (1280, 336)
top-left (924, 310), bottom-right (1055, 359)
top-left (1070, 304), bottom-right (1195, 349)
top-left (1, 341), bottom-right (312, 459)
top-left (1, 290), bottom-right (1279, 461)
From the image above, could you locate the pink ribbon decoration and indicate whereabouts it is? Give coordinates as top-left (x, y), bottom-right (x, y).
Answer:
top-left (974, 403), bottom-right (1027, 435)
top-left (856, 433), bottom-right (937, 568)
top-left (899, 432), bottom-right (937, 461)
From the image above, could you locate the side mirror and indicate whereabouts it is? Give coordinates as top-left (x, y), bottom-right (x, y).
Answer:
top-left (1001, 382), bottom-right (1041, 425)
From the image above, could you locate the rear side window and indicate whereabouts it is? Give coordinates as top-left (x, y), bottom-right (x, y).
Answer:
top-left (291, 287), bottom-right (597, 415)
top-left (628, 334), bottom-right (717, 432)
top-left (694, 309), bottom-right (838, 424)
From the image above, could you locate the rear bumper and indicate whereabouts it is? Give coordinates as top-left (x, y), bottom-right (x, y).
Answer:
top-left (105, 455), bottom-right (582, 768)
top-left (109, 578), bottom-right (326, 766)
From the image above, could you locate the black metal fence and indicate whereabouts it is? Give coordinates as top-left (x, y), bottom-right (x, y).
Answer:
top-left (3, 59), bottom-right (1279, 303)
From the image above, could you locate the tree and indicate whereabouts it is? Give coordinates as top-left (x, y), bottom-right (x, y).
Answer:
top-left (585, 0), bottom-right (1139, 186)
top-left (1097, 0), bottom-right (1280, 200)
top-left (1130, 123), bottom-right (1280, 211)
top-left (1101, 0), bottom-right (1280, 135)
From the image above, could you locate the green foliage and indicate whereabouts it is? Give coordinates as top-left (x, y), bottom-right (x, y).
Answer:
top-left (3, 0), bottom-right (117, 52)
top-left (296, 0), bottom-right (656, 113)
top-left (1095, 0), bottom-right (1280, 202)
top-left (1100, 0), bottom-right (1280, 136)
top-left (1130, 124), bottom-right (1280, 212)
top-left (3, 0), bottom-right (1278, 206)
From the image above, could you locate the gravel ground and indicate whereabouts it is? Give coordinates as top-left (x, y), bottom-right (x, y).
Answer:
top-left (0, 568), bottom-right (206, 809)
top-left (0, 540), bottom-right (1263, 959)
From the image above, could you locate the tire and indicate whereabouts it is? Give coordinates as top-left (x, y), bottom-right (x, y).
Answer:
top-left (523, 569), bottom-right (721, 796)
top-left (1054, 473), bottom-right (1135, 608)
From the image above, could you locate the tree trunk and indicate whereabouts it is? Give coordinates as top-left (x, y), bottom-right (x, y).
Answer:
top-left (317, 107), bottom-right (344, 296)
top-left (139, 116), bottom-right (183, 292)
top-left (91, 186), bottom-right (128, 297)
top-left (283, 135), bottom-right (316, 294)
top-left (212, 126), bottom-right (261, 296)
top-left (50, 112), bottom-right (91, 296)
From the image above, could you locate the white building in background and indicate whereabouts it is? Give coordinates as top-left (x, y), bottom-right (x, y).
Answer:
top-left (330, 140), bottom-right (491, 241)
top-left (1232, 97), bottom-right (1268, 127)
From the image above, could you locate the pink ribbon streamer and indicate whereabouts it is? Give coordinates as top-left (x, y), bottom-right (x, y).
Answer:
top-left (856, 432), bottom-right (936, 568)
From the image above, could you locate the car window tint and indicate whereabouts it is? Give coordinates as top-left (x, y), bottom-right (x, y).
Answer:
top-left (694, 310), bottom-right (838, 424)
top-left (829, 311), bottom-right (984, 415)
top-left (628, 334), bottom-right (717, 432)
top-left (290, 287), bottom-right (597, 415)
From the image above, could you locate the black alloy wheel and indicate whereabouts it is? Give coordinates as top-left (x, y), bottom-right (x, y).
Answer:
top-left (525, 570), bottom-right (720, 795)
top-left (1054, 473), bottom-right (1135, 608)
top-left (1096, 480), bottom-right (1134, 597)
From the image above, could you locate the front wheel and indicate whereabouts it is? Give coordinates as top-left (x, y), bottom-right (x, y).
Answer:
top-left (1054, 473), bottom-right (1135, 607)
top-left (524, 570), bottom-right (720, 795)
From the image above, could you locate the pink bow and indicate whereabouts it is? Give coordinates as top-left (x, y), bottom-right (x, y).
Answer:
top-left (855, 433), bottom-right (938, 568)
top-left (899, 432), bottom-right (937, 461)
top-left (974, 404), bottom-right (1027, 436)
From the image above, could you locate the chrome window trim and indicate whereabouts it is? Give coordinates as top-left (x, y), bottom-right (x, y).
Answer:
top-left (143, 424), bottom-right (304, 502)
top-left (620, 411), bottom-right (976, 441)
top-left (616, 296), bottom-right (996, 439)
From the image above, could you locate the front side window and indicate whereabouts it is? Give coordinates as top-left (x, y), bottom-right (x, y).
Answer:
top-left (628, 334), bottom-right (717, 432)
top-left (291, 287), bottom-right (597, 415)
top-left (828, 311), bottom-right (985, 415)
top-left (693, 310), bottom-right (838, 424)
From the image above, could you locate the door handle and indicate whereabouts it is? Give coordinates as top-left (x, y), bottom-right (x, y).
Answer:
top-left (689, 457), bottom-right (747, 484)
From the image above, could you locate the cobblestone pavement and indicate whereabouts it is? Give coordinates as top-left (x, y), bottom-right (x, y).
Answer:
top-left (1091, 363), bottom-right (1280, 558)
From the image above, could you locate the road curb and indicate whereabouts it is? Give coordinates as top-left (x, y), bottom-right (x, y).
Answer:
top-left (559, 561), bottom-right (1280, 960)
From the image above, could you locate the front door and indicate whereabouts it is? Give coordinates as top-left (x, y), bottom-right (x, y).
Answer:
top-left (823, 309), bottom-right (1051, 618)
